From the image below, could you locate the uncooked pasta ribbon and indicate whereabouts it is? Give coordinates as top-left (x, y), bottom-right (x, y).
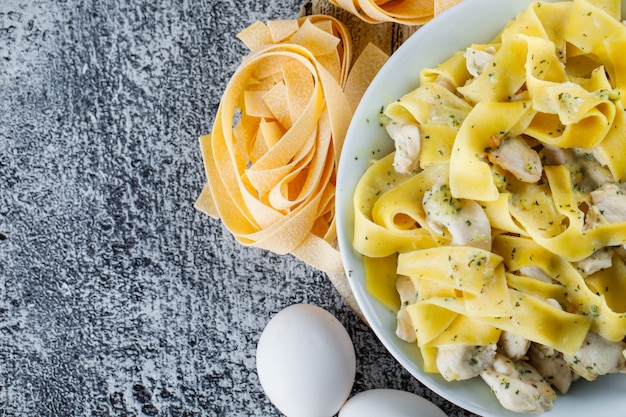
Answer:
top-left (328, 0), bottom-right (463, 25)
top-left (196, 15), bottom-right (388, 278)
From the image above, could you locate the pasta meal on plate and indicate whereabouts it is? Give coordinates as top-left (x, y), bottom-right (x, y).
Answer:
top-left (352, 0), bottom-right (626, 413)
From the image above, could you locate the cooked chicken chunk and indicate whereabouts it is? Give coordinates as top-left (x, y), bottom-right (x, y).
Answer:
top-left (488, 136), bottom-right (543, 183)
top-left (573, 149), bottom-right (614, 191)
top-left (589, 183), bottom-right (626, 224)
top-left (434, 74), bottom-right (456, 92)
top-left (464, 46), bottom-right (496, 77)
top-left (563, 331), bottom-right (626, 381)
top-left (436, 343), bottom-right (497, 381)
top-left (498, 331), bottom-right (530, 360)
top-left (422, 183), bottom-right (492, 251)
top-left (386, 121), bottom-right (421, 174)
top-left (481, 354), bottom-right (556, 414)
top-left (575, 247), bottom-right (614, 276)
top-left (395, 309), bottom-right (414, 343)
top-left (544, 298), bottom-right (563, 311)
top-left (541, 144), bottom-right (574, 166)
top-left (395, 275), bottom-right (417, 343)
top-left (528, 343), bottom-right (574, 394)
top-left (518, 265), bottom-right (553, 284)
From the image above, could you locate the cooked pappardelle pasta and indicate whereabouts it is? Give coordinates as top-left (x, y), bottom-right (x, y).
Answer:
top-left (353, 0), bottom-right (626, 413)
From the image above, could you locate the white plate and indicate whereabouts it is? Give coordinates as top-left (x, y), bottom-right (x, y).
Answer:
top-left (335, 0), bottom-right (626, 415)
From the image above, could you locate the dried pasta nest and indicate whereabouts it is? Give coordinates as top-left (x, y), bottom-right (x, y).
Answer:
top-left (196, 15), bottom-right (387, 308)
top-left (328, 0), bottom-right (463, 25)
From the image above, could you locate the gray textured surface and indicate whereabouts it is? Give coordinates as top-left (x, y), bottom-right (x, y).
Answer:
top-left (0, 1), bottom-right (477, 416)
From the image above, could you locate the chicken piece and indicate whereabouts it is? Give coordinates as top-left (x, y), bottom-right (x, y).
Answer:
top-left (422, 183), bottom-right (492, 251)
top-left (434, 74), bottom-right (456, 92)
top-left (528, 343), bottom-right (574, 394)
top-left (541, 143), bottom-right (574, 166)
top-left (573, 149), bottom-right (614, 191)
top-left (518, 265), bottom-right (553, 284)
top-left (436, 343), bottom-right (497, 381)
top-left (545, 298), bottom-right (563, 311)
top-left (589, 183), bottom-right (626, 224)
top-left (395, 309), bottom-right (415, 343)
top-left (464, 46), bottom-right (496, 77)
top-left (584, 205), bottom-right (603, 231)
top-left (487, 136), bottom-right (543, 183)
top-left (510, 89), bottom-right (530, 102)
top-left (563, 331), bottom-right (626, 381)
top-left (498, 331), bottom-right (530, 360)
top-left (481, 354), bottom-right (556, 414)
top-left (575, 247), bottom-right (614, 276)
top-left (386, 121), bottom-right (421, 174)
top-left (395, 275), bottom-right (417, 343)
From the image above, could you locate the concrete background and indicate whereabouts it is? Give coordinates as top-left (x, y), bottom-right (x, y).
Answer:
top-left (0, 1), bottom-right (476, 415)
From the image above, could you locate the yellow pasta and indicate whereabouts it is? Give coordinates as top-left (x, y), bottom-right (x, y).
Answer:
top-left (196, 16), bottom-right (389, 281)
top-left (353, 0), bottom-right (626, 412)
top-left (328, 0), bottom-right (462, 25)
top-left (449, 100), bottom-right (535, 201)
top-left (353, 153), bottom-right (442, 257)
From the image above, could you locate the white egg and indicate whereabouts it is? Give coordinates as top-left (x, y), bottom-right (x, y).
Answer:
top-left (339, 389), bottom-right (448, 417)
top-left (256, 303), bottom-right (356, 417)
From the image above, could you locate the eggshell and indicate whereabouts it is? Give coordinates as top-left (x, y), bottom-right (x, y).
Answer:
top-left (256, 304), bottom-right (356, 417)
top-left (339, 389), bottom-right (448, 417)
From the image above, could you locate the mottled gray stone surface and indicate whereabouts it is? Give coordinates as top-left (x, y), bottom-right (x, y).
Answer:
top-left (0, 1), bottom-right (477, 416)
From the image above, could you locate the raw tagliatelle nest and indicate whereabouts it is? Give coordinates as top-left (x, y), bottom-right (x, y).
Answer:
top-left (328, 0), bottom-right (463, 25)
top-left (195, 15), bottom-right (387, 302)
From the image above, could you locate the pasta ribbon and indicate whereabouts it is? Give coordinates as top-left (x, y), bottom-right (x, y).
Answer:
top-left (419, 51), bottom-right (471, 90)
top-left (527, 66), bottom-right (616, 148)
top-left (458, 35), bottom-right (565, 104)
top-left (565, 0), bottom-right (626, 54)
top-left (327, 0), bottom-right (463, 25)
top-left (385, 82), bottom-right (473, 127)
top-left (420, 290), bottom-right (591, 355)
top-left (500, 1), bottom-right (571, 51)
top-left (594, 99), bottom-right (626, 181)
top-left (197, 16), bottom-right (389, 278)
top-left (494, 235), bottom-right (626, 341)
top-left (353, 153), bottom-right (442, 257)
top-left (529, 165), bottom-right (626, 261)
top-left (398, 247), bottom-right (504, 298)
top-left (449, 101), bottom-right (535, 201)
